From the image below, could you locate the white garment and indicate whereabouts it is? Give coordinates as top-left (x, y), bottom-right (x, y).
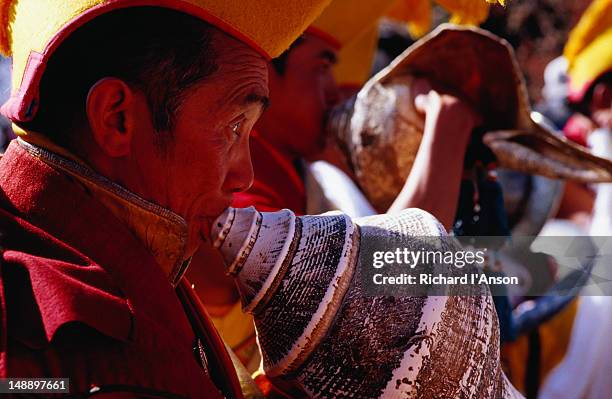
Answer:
top-left (585, 129), bottom-right (612, 296)
top-left (539, 129), bottom-right (612, 399)
top-left (307, 160), bottom-right (377, 218)
top-left (538, 296), bottom-right (612, 399)
top-left (588, 129), bottom-right (612, 236)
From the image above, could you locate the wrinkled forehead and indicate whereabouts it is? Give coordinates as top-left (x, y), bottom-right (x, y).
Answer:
top-left (210, 28), bottom-right (269, 91)
top-left (184, 29), bottom-right (269, 116)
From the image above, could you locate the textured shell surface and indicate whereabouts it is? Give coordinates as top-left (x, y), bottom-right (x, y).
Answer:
top-left (214, 207), bottom-right (296, 312)
top-left (347, 75), bottom-right (424, 211)
top-left (213, 207), bottom-right (523, 398)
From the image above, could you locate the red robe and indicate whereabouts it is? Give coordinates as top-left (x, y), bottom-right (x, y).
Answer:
top-left (0, 141), bottom-right (242, 398)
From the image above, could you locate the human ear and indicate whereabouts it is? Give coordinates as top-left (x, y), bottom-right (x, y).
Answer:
top-left (86, 77), bottom-right (137, 157)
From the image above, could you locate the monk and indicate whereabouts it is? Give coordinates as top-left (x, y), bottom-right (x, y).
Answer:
top-left (0, 1), bottom-right (330, 397)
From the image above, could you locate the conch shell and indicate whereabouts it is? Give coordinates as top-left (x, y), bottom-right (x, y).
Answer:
top-left (213, 206), bottom-right (522, 398)
top-left (327, 24), bottom-right (612, 212)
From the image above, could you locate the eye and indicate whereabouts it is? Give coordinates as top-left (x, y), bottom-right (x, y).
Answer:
top-left (230, 119), bottom-right (244, 137)
top-left (319, 60), bottom-right (332, 73)
top-left (231, 121), bottom-right (241, 134)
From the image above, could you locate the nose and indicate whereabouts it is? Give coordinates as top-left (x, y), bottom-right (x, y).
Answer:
top-left (225, 139), bottom-right (254, 194)
top-left (323, 75), bottom-right (341, 109)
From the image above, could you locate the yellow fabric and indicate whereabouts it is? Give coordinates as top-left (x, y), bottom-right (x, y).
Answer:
top-left (501, 298), bottom-right (579, 395)
top-left (564, 0), bottom-right (612, 99)
top-left (224, 343), bottom-right (265, 399)
top-left (211, 301), bottom-right (261, 374)
top-left (18, 134), bottom-right (190, 286)
top-left (387, 0), bottom-right (433, 38)
top-left (311, 0), bottom-right (397, 47)
top-left (437, 0), bottom-right (491, 25)
top-left (386, 0), bottom-right (505, 38)
top-left (334, 25), bottom-right (379, 86)
top-left (13, 124), bottom-right (87, 160)
top-left (0, 0), bottom-right (332, 96)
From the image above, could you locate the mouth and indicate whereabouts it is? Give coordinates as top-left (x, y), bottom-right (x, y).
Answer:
top-left (199, 218), bottom-right (214, 244)
top-left (199, 202), bottom-right (233, 243)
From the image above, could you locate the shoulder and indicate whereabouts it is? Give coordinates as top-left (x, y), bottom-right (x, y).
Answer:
top-left (0, 206), bottom-right (134, 376)
top-left (0, 211), bottom-right (222, 398)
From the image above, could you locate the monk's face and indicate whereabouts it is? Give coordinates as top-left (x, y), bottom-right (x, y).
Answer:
top-left (130, 31), bottom-right (268, 255)
top-left (257, 32), bottom-right (340, 159)
top-left (589, 81), bottom-right (612, 130)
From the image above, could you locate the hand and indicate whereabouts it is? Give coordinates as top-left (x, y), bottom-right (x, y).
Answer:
top-left (387, 78), bottom-right (481, 229)
top-left (412, 78), bottom-right (481, 146)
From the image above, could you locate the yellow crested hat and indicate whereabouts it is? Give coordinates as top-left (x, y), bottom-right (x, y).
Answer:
top-left (308, 0), bottom-right (397, 48)
top-left (0, 0), bottom-right (331, 123)
top-left (333, 26), bottom-right (380, 87)
top-left (387, 0), bottom-right (504, 38)
top-left (564, 0), bottom-right (612, 102)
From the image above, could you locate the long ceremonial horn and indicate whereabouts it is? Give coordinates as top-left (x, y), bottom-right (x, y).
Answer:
top-left (327, 24), bottom-right (612, 212)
